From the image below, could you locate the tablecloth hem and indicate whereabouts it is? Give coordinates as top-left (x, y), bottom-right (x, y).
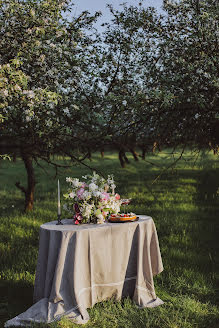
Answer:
top-left (4, 294), bottom-right (164, 327)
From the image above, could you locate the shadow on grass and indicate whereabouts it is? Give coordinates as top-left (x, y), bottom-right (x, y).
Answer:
top-left (0, 281), bottom-right (34, 327)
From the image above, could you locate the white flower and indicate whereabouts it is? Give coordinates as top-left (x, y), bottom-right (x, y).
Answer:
top-left (93, 190), bottom-right (101, 197)
top-left (35, 40), bottom-right (41, 47)
top-left (69, 192), bottom-right (76, 198)
top-left (27, 28), bottom-right (33, 34)
top-left (14, 85), bottom-right (21, 91)
top-left (96, 214), bottom-right (105, 224)
top-left (63, 108), bottom-right (70, 115)
top-left (47, 69), bottom-right (54, 77)
top-left (45, 119), bottom-right (52, 127)
top-left (91, 172), bottom-right (99, 182)
top-left (56, 30), bottom-right (63, 37)
top-left (72, 104), bottom-right (79, 110)
top-left (110, 202), bottom-right (120, 214)
top-left (23, 90), bottom-right (35, 98)
top-left (81, 202), bottom-right (94, 218)
top-left (39, 54), bottom-right (45, 62)
top-left (66, 177), bottom-right (73, 183)
top-left (26, 116), bottom-right (31, 122)
top-left (107, 175), bottom-right (114, 185)
top-left (89, 182), bottom-right (98, 191)
top-left (82, 191), bottom-right (92, 200)
top-left (122, 100), bottom-right (127, 106)
top-left (72, 178), bottom-right (80, 187)
top-left (2, 89), bottom-right (8, 97)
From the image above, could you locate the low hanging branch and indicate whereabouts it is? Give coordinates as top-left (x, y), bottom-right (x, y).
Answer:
top-left (152, 146), bottom-right (186, 185)
top-left (15, 181), bottom-right (26, 194)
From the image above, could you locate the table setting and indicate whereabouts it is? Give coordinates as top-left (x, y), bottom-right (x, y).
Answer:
top-left (5, 172), bottom-right (164, 327)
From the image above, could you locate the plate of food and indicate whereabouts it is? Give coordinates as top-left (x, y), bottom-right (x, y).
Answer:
top-left (108, 213), bottom-right (139, 223)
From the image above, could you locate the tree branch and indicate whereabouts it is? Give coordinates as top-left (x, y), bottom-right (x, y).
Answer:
top-left (152, 146), bottom-right (186, 184)
top-left (15, 181), bottom-right (26, 194)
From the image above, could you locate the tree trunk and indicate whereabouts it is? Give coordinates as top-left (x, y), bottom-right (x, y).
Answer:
top-left (213, 146), bottom-right (218, 155)
top-left (152, 141), bottom-right (157, 153)
top-left (123, 152), bottom-right (130, 164)
top-left (141, 148), bottom-right (146, 160)
top-left (23, 152), bottom-right (35, 211)
top-left (15, 152), bottom-right (35, 211)
top-left (13, 152), bottom-right (17, 162)
top-left (119, 150), bottom-right (125, 168)
top-left (100, 148), bottom-right (104, 158)
top-left (129, 148), bottom-right (139, 161)
top-left (87, 148), bottom-right (92, 161)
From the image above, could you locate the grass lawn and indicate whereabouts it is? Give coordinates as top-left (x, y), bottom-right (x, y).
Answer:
top-left (0, 150), bottom-right (218, 328)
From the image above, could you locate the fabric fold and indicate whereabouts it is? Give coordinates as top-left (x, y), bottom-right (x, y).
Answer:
top-left (5, 216), bottom-right (164, 327)
top-left (133, 219), bottom-right (163, 307)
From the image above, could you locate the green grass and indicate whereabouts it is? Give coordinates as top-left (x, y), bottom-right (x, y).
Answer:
top-left (0, 150), bottom-right (219, 328)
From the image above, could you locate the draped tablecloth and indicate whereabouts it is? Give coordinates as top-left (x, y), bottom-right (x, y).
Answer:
top-left (5, 215), bottom-right (164, 327)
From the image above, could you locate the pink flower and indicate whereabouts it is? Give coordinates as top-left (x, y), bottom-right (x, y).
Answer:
top-left (74, 219), bottom-right (80, 225)
top-left (115, 193), bottom-right (120, 200)
top-left (101, 192), bottom-right (110, 201)
top-left (102, 211), bottom-right (108, 217)
top-left (77, 187), bottom-right (84, 199)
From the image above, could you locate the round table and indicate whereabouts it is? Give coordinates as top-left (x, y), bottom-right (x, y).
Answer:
top-left (5, 215), bottom-right (164, 327)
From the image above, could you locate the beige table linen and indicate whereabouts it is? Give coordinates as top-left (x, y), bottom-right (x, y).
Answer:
top-left (5, 215), bottom-right (164, 327)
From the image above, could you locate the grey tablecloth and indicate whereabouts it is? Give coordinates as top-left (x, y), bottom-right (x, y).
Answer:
top-left (5, 215), bottom-right (164, 327)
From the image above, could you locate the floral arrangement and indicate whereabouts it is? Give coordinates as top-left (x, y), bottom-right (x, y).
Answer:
top-left (63, 172), bottom-right (122, 224)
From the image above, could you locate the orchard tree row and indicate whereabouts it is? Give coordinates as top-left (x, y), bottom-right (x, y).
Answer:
top-left (0, 0), bottom-right (218, 210)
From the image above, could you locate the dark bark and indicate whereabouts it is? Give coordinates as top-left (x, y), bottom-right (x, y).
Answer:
top-left (87, 148), bottom-right (92, 161)
top-left (118, 149), bottom-right (129, 167)
top-left (12, 153), bottom-right (17, 162)
top-left (123, 152), bottom-right (130, 164)
top-left (129, 148), bottom-right (139, 161)
top-left (196, 0), bottom-right (200, 14)
top-left (15, 151), bottom-right (35, 211)
top-left (100, 148), bottom-right (104, 158)
top-left (119, 150), bottom-right (126, 168)
top-left (209, 142), bottom-right (219, 155)
top-left (141, 148), bottom-right (146, 160)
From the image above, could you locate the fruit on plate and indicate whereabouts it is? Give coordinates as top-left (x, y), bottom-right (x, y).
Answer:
top-left (109, 213), bottom-right (137, 222)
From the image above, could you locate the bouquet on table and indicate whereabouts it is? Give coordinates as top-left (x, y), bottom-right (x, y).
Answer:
top-left (63, 172), bottom-right (122, 224)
